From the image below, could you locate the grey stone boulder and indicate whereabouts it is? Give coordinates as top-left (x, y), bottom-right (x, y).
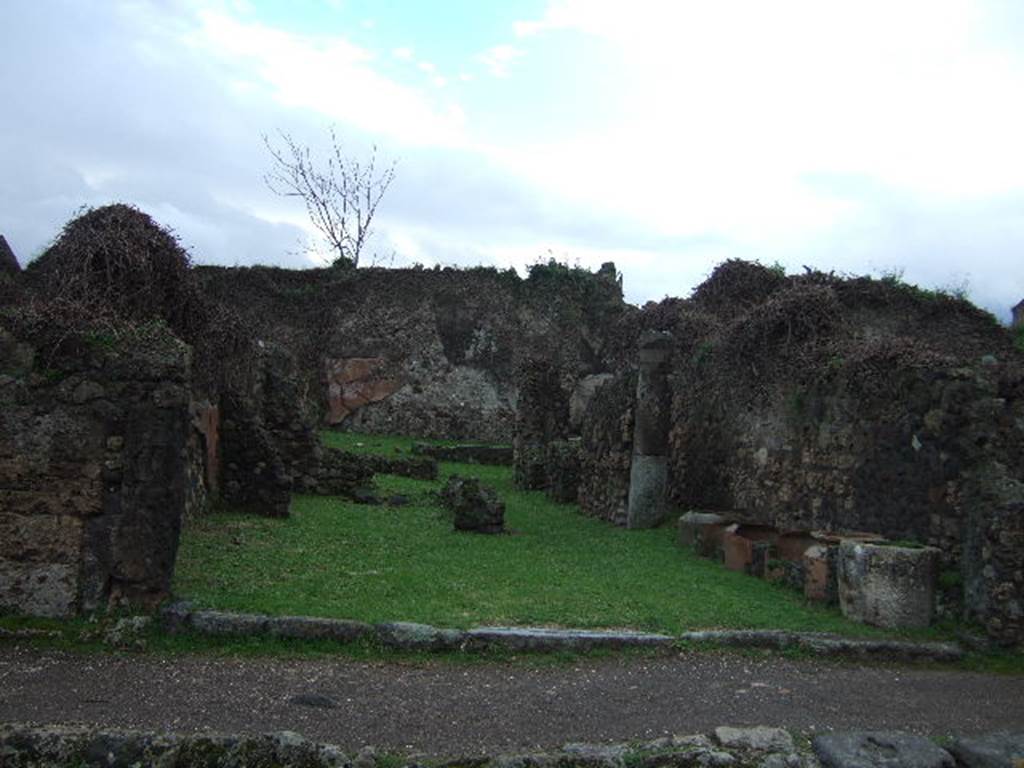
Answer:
top-left (948, 733), bottom-right (1024, 768)
top-left (813, 732), bottom-right (953, 768)
top-left (440, 475), bottom-right (505, 533)
top-left (715, 726), bottom-right (794, 752)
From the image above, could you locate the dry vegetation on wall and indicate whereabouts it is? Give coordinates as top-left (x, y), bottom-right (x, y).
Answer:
top-left (8, 205), bottom-right (253, 395)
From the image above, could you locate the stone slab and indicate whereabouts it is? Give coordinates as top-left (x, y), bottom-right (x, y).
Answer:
top-left (838, 541), bottom-right (939, 630)
top-left (465, 626), bottom-right (675, 652)
top-left (949, 733), bottom-right (1024, 768)
top-left (715, 726), bottom-right (794, 752)
top-left (267, 615), bottom-right (373, 642)
top-left (374, 621), bottom-right (466, 651)
top-left (813, 732), bottom-right (954, 768)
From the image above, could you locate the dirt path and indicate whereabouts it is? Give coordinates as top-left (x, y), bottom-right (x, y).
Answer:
top-left (1, 645), bottom-right (1022, 757)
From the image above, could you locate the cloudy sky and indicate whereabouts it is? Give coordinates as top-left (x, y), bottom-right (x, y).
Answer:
top-left (2, 1), bottom-right (1023, 319)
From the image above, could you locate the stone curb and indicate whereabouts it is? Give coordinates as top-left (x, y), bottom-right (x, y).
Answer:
top-left (679, 629), bottom-right (965, 662)
top-left (3, 723), bottom-right (1021, 768)
top-left (160, 603), bottom-right (675, 652)
top-left (160, 603), bottom-right (964, 661)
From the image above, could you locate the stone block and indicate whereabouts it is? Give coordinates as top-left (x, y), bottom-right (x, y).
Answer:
top-left (949, 732), bottom-right (1024, 768)
top-left (440, 475), bottom-right (505, 534)
top-left (0, 561), bottom-right (78, 617)
top-left (0, 513), bottom-right (82, 563)
top-left (715, 726), bottom-right (794, 752)
top-left (723, 524), bottom-right (777, 575)
top-left (677, 512), bottom-right (730, 555)
top-left (838, 541), bottom-right (940, 629)
top-left (804, 544), bottom-right (837, 603)
top-left (776, 532), bottom-right (817, 563)
top-left (813, 732), bottom-right (954, 768)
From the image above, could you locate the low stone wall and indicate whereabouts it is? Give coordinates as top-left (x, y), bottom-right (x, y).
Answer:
top-left (0, 327), bottom-right (190, 616)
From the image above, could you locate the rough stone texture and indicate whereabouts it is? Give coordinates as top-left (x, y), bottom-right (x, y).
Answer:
top-left (0, 723), bottom-right (349, 768)
top-left (949, 732), bottom-right (1024, 768)
top-left (812, 732), bottom-right (954, 768)
top-left (714, 726), bottom-right (794, 752)
top-left (569, 373), bottom-right (615, 432)
top-left (677, 512), bottom-right (731, 557)
top-left (0, 326), bottom-right (190, 616)
top-left (961, 463), bottom-right (1024, 646)
top-left (838, 541), bottom-right (940, 629)
top-left (679, 629), bottom-right (963, 662)
top-left (196, 262), bottom-right (626, 442)
top-left (324, 356), bottom-right (401, 424)
top-left (545, 438), bottom-right (582, 503)
top-left (411, 442), bottom-right (513, 466)
top-left (374, 621), bottom-right (465, 651)
top-left (579, 371), bottom-right (636, 525)
top-left (0, 233), bottom-right (19, 274)
top-left (464, 626), bottom-right (675, 652)
top-left (440, 475), bottom-right (506, 534)
top-left (627, 333), bottom-right (672, 529)
top-left (803, 544), bottom-right (838, 604)
top-left (514, 358), bottom-right (570, 490)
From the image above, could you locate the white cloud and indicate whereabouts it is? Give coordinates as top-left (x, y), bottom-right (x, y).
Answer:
top-left (478, 44), bottom-right (525, 78)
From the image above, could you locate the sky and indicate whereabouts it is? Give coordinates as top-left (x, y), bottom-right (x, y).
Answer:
top-left (2, 0), bottom-right (1023, 319)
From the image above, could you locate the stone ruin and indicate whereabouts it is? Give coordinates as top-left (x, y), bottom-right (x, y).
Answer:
top-left (522, 261), bottom-right (1023, 645)
top-left (2, 207), bottom-right (1022, 648)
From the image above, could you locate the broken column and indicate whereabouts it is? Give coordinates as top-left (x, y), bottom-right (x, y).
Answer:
top-left (627, 332), bottom-right (672, 528)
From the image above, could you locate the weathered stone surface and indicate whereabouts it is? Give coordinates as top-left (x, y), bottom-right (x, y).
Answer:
top-left (440, 475), bottom-right (505, 534)
top-left (579, 371), bottom-right (635, 526)
top-left (514, 358), bottom-right (570, 491)
top-left (677, 512), bottom-right (730, 554)
top-left (803, 544), bottom-right (837, 603)
top-left (0, 514), bottom-right (82, 563)
top-left (465, 626), bottom-right (675, 652)
top-left (324, 356), bottom-right (402, 425)
top-left (545, 438), bottom-right (582, 504)
top-left (715, 726), bottom-right (794, 752)
top-left (0, 562), bottom-right (78, 618)
top-left (679, 630), bottom-right (963, 662)
top-left (812, 732), bottom-right (954, 768)
top-left (569, 373), bottom-right (615, 432)
top-left (374, 621), bottom-right (465, 650)
top-left (188, 609), bottom-right (270, 636)
top-left (268, 615), bottom-right (373, 642)
top-left (627, 454), bottom-right (668, 529)
top-left (838, 542), bottom-right (940, 629)
top-left (949, 732), bottom-right (1024, 768)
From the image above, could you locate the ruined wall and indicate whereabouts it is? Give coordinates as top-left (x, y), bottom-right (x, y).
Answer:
top-left (575, 261), bottom-right (1024, 643)
top-left (578, 371), bottom-right (636, 525)
top-left (0, 326), bottom-right (190, 616)
top-left (195, 261), bottom-right (627, 442)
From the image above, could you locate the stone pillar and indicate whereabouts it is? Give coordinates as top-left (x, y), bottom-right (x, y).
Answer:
top-left (626, 332), bottom-right (672, 528)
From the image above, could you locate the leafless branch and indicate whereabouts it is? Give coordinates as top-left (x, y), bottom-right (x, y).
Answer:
top-left (263, 128), bottom-right (395, 267)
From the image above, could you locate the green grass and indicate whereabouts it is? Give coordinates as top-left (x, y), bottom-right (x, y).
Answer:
top-left (175, 431), bottom-right (898, 639)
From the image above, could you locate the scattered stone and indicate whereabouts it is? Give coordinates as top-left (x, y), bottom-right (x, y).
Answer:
top-left (948, 732), bottom-right (1024, 768)
top-left (439, 475), bottom-right (505, 534)
top-left (812, 732), bottom-right (954, 768)
top-left (352, 487), bottom-right (382, 505)
top-left (289, 693), bottom-right (339, 709)
top-left (715, 726), bottom-right (794, 752)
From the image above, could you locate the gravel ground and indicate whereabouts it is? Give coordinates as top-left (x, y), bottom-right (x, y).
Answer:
top-left (1, 645), bottom-right (1022, 757)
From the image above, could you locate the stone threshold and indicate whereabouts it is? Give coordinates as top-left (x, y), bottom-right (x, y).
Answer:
top-left (3, 722), bottom-right (1021, 768)
top-left (160, 602), bottom-right (964, 662)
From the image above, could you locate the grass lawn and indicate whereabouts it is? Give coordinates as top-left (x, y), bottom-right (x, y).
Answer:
top-left (173, 431), bottom-right (913, 639)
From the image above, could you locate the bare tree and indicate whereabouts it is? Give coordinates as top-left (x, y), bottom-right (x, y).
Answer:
top-left (263, 127), bottom-right (396, 268)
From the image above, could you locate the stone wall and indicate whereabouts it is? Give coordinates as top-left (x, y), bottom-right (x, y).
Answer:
top-left (578, 372), bottom-right (636, 525)
top-left (195, 261), bottom-right (627, 441)
top-left (576, 262), bottom-right (1024, 644)
top-left (0, 326), bottom-right (190, 616)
